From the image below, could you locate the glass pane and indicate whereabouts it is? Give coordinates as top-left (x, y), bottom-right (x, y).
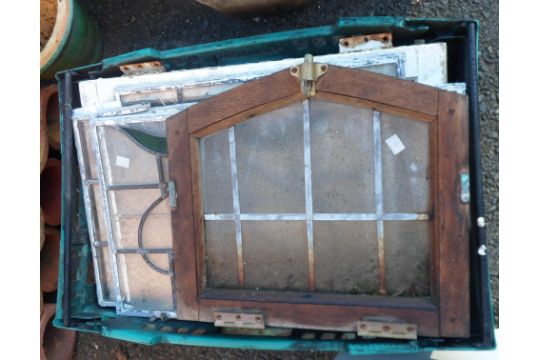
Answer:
top-left (116, 216), bottom-right (172, 249)
top-left (111, 189), bottom-right (168, 218)
top-left (310, 100), bottom-right (375, 213)
top-left (235, 102), bottom-right (305, 213)
top-left (90, 184), bottom-right (108, 241)
top-left (243, 221), bottom-right (308, 291)
top-left (363, 63), bottom-right (398, 77)
top-left (99, 126), bottom-right (160, 186)
top-left (78, 120), bottom-right (98, 179)
top-left (381, 113), bottom-right (430, 213)
top-left (161, 156), bottom-right (169, 185)
top-left (200, 129), bottom-right (233, 214)
top-left (108, 189), bottom-right (172, 249)
top-left (117, 253), bottom-right (174, 311)
top-left (205, 221), bottom-right (239, 288)
top-left (314, 221), bottom-right (378, 294)
top-left (98, 245), bottom-right (115, 302)
top-left (384, 221), bottom-right (430, 297)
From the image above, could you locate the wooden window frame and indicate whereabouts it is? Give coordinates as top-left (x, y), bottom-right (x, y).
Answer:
top-left (166, 66), bottom-right (470, 338)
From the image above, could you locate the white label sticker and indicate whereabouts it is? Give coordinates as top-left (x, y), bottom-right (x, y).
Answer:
top-left (385, 134), bottom-right (406, 155)
top-left (115, 156), bottom-right (130, 169)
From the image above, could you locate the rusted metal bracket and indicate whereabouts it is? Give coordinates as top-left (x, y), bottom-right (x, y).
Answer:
top-left (357, 320), bottom-right (417, 340)
top-left (213, 312), bottom-right (265, 329)
top-left (290, 54), bottom-right (328, 97)
top-left (120, 61), bottom-right (166, 76)
top-left (339, 33), bottom-right (393, 53)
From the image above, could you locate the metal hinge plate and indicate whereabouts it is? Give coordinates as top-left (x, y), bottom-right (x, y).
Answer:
top-left (357, 320), bottom-right (417, 340)
top-left (290, 54), bottom-right (328, 97)
top-left (213, 312), bottom-right (265, 329)
top-left (120, 61), bottom-right (166, 76)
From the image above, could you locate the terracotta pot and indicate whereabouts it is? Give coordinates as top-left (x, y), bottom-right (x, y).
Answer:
top-left (41, 208), bottom-right (46, 250)
top-left (41, 84), bottom-right (60, 151)
top-left (41, 227), bottom-right (60, 293)
top-left (40, 96), bottom-right (49, 173)
top-left (41, 158), bottom-right (62, 226)
top-left (41, 287), bottom-right (44, 316)
top-left (40, 304), bottom-right (76, 360)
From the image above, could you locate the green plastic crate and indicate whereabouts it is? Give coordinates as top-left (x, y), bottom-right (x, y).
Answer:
top-left (55, 17), bottom-right (495, 355)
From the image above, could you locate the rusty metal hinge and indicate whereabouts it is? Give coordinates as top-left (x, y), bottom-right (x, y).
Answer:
top-left (213, 312), bottom-right (265, 329)
top-left (357, 320), bottom-right (417, 340)
top-left (120, 61), bottom-right (166, 76)
top-left (339, 33), bottom-right (393, 53)
top-left (290, 54), bottom-right (328, 97)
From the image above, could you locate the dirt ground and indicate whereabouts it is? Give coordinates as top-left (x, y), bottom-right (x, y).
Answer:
top-left (74, 0), bottom-right (499, 358)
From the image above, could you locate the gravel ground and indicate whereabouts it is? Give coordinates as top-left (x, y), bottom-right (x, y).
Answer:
top-left (74, 0), bottom-right (499, 358)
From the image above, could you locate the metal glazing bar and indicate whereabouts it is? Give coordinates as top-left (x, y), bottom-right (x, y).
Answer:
top-left (316, 213), bottom-right (377, 221)
top-left (137, 196), bottom-right (173, 276)
top-left (116, 248), bottom-right (173, 254)
top-left (106, 183), bottom-right (161, 191)
top-left (92, 125), bottom-right (124, 309)
top-left (303, 100), bottom-right (315, 290)
top-left (228, 127), bottom-right (245, 287)
top-left (383, 213), bottom-right (429, 221)
top-left (73, 120), bottom-right (108, 305)
top-left (205, 213), bottom-right (304, 221)
top-left (203, 213), bottom-right (430, 221)
top-left (373, 110), bottom-right (386, 295)
top-left (156, 154), bottom-right (166, 196)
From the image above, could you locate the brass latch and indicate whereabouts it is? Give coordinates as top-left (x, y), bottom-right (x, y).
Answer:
top-left (213, 312), bottom-right (265, 329)
top-left (357, 320), bottom-right (417, 340)
top-left (290, 54), bottom-right (328, 97)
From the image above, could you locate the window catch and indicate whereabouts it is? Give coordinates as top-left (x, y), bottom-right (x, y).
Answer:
top-left (290, 54), bottom-right (328, 97)
top-left (168, 180), bottom-right (177, 210)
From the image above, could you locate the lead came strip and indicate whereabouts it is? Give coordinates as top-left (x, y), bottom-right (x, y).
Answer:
top-left (228, 127), bottom-right (245, 287)
top-left (373, 110), bottom-right (387, 295)
top-left (204, 213), bottom-right (429, 221)
top-left (303, 100), bottom-right (315, 290)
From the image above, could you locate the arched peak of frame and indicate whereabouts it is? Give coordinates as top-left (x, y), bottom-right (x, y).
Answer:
top-left (166, 64), bottom-right (454, 139)
top-left (315, 66), bottom-right (440, 121)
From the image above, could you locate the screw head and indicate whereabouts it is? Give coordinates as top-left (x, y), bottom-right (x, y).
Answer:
top-left (477, 217), bottom-right (486, 227)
